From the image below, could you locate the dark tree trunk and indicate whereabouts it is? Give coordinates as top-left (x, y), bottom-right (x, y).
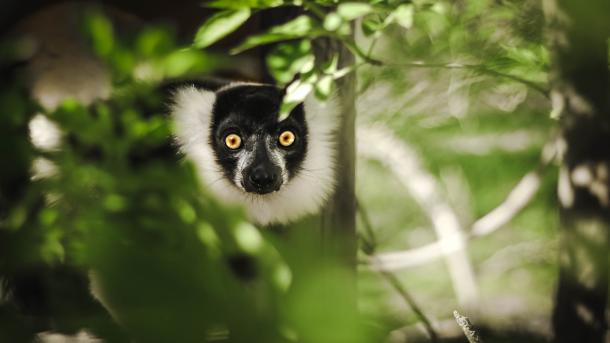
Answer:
top-left (315, 37), bottom-right (357, 271)
top-left (272, 33), bottom-right (357, 328)
top-left (281, 36), bottom-right (357, 300)
top-left (544, 1), bottom-right (610, 342)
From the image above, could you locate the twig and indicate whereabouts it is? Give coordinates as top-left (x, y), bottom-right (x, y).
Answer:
top-left (356, 199), bottom-right (377, 254)
top-left (332, 34), bottom-right (548, 96)
top-left (338, 36), bottom-right (384, 66)
top-left (365, 36), bottom-right (379, 60)
top-left (453, 310), bottom-right (484, 343)
top-left (380, 269), bottom-right (439, 342)
top-left (358, 200), bottom-right (439, 342)
top-left (383, 61), bottom-right (548, 97)
top-left (302, 0), bottom-right (327, 20)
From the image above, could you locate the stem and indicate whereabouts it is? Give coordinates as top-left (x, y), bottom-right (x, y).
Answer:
top-left (356, 199), bottom-right (376, 254)
top-left (303, 0), bottom-right (326, 20)
top-left (382, 61), bottom-right (549, 97)
top-left (335, 35), bottom-right (384, 66)
top-left (380, 270), bottom-right (439, 342)
top-left (366, 37), bottom-right (379, 59)
top-left (357, 199), bottom-right (439, 342)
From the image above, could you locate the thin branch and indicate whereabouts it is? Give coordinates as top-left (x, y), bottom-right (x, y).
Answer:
top-left (380, 269), bottom-right (439, 343)
top-left (338, 36), bottom-right (384, 66)
top-left (330, 34), bottom-right (548, 96)
top-left (380, 61), bottom-right (548, 97)
top-left (356, 198), bottom-right (377, 254)
top-left (365, 36), bottom-right (379, 60)
top-left (302, 0), bottom-right (326, 20)
top-left (453, 310), bottom-right (484, 343)
top-left (471, 65), bottom-right (548, 98)
top-left (358, 200), bottom-right (439, 342)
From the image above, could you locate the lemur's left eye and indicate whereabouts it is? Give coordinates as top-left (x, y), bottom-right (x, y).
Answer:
top-left (278, 131), bottom-right (296, 147)
top-left (225, 133), bottom-right (242, 150)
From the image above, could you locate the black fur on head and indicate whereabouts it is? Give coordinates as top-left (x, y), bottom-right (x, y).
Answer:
top-left (210, 84), bottom-right (308, 195)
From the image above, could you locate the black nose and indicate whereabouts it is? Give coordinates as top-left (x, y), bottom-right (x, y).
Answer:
top-left (243, 164), bottom-right (282, 194)
top-left (250, 166), bottom-right (276, 185)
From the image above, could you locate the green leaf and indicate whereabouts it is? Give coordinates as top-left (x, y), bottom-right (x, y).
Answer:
top-left (324, 13), bottom-right (343, 31)
top-left (337, 2), bottom-right (373, 21)
top-left (194, 9), bottom-right (251, 49)
top-left (285, 77), bottom-right (315, 103)
top-left (300, 57), bottom-right (315, 74)
top-left (162, 49), bottom-right (217, 78)
top-left (204, 0), bottom-right (283, 9)
top-left (389, 4), bottom-right (414, 29)
top-left (331, 66), bottom-right (353, 79)
top-left (322, 54), bottom-right (339, 74)
top-left (85, 12), bottom-right (114, 57)
top-left (279, 77), bottom-right (316, 120)
top-left (137, 27), bottom-right (175, 56)
top-left (104, 194), bottom-right (127, 212)
top-left (361, 15), bottom-right (383, 37)
top-left (233, 222), bottom-right (263, 254)
top-left (267, 41), bottom-right (315, 84)
top-left (232, 15), bottom-right (317, 54)
top-left (315, 75), bottom-right (333, 99)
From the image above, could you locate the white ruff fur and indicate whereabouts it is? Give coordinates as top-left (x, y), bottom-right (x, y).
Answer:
top-left (171, 84), bottom-right (339, 225)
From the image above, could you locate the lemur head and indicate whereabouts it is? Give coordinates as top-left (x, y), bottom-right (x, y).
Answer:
top-left (171, 83), bottom-right (338, 225)
top-left (210, 85), bottom-right (307, 195)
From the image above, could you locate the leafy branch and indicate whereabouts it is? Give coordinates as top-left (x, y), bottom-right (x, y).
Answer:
top-left (192, 1), bottom-right (549, 109)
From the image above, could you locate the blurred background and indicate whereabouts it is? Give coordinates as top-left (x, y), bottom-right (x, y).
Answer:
top-left (1, 0), bottom-right (608, 342)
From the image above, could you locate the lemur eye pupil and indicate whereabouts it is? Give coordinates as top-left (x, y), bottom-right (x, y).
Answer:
top-left (279, 131), bottom-right (296, 147)
top-left (225, 133), bottom-right (242, 149)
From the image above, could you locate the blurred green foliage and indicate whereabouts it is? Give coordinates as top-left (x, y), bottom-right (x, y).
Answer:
top-left (0, 9), bottom-right (374, 343)
top-left (0, 0), bottom-right (579, 342)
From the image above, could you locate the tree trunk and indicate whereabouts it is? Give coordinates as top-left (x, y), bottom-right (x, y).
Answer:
top-left (281, 36), bottom-right (357, 295)
top-left (315, 37), bottom-right (357, 271)
top-left (543, 1), bottom-right (610, 342)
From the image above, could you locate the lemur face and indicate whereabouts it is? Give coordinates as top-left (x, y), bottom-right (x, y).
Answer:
top-left (210, 85), bottom-right (308, 195)
top-left (172, 82), bottom-right (338, 225)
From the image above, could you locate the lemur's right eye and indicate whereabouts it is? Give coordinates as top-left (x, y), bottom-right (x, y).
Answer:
top-left (225, 133), bottom-right (242, 150)
top-left (278, 131), bottom-right (296, 147)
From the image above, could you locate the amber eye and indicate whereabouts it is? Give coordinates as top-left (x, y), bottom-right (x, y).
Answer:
top-left (278, 131), bottom-right (296, 147)
top-left (225, 133), bottom-right (242, 150)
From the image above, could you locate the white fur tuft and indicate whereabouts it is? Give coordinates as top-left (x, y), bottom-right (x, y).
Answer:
top-left (171, 85), bottom-right (339, 225)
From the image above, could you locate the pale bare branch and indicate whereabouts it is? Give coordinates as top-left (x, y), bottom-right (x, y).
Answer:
top-left (366, 137), bottom-right (558, 271)
top-left (358, 125), bottom-right (479, 307)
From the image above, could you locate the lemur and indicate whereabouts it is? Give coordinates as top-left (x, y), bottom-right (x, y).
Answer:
top-left (2, 2), bottom-right (340, 341)
top-left (170, 82), bottom-right (339, 226)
